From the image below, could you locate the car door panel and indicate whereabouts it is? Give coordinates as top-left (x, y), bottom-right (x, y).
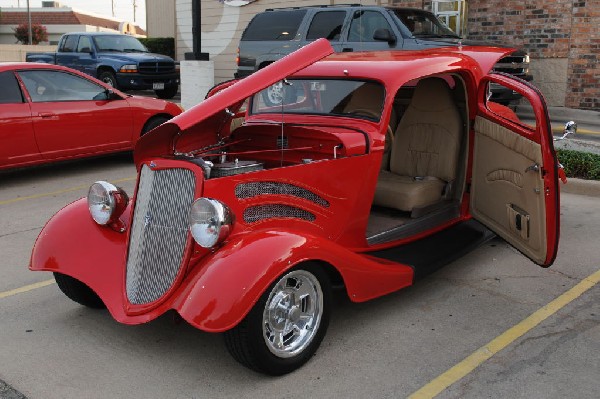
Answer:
top-left (0, 103), bottom-right (40, 168)
top-left (18, 69), bottom-right (134, 159)
top-left (471, 74), bottom-right (558, 267)
top-left (0, 71), bottom-right (40, 168)
top-left (30, 101), bottom-right (133, 159)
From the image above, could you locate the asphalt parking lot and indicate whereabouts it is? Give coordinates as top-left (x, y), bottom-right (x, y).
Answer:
top-left (1, 155), bottom-right (598, 399)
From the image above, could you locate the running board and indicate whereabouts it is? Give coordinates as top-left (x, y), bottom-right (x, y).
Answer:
top-left (367, 219), bottom-right (495, 282)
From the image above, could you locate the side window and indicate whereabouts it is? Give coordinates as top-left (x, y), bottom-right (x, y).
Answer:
top-left (18, 70), bottom-right (107, 103)
top-left (60, 35), bottom-right (78, 52)
top-left (485, 81), bottom-right (536, 130)
top-left (348, 11), bottom-right (392, 42)
top-left (241, 10), bottom-right (307, 41)
top-left (0, 71), bottom-right (24, 104)
top-left (76, 36), bottom-right (93, 53)
top-left (306, 11), bottom-right (346, 41)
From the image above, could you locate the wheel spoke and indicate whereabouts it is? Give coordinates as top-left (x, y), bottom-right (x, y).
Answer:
top-left (273, 331), bottom-right (285, 350)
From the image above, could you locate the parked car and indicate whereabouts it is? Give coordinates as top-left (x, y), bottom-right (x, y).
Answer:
top-left (31, 39), bottom-right (568, 375)
top-left (0, 62), bottom-right (182, 171)
top-left (235, 5), bottom-right (531, 105)
top-left (26, 32), bottom-right (179, 99)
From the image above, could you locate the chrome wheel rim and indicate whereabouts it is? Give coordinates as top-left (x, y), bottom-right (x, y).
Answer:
top-left (263, 270), bottom-right (323, 358)
top-left (102, 76), bottom-right (115, 87)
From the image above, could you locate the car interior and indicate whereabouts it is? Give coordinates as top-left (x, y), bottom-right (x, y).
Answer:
top-left (365, 75), bottom-right (469, 245)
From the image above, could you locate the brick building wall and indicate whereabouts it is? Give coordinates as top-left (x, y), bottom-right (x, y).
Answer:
top-left (568, 3), bottom-right (600, 109)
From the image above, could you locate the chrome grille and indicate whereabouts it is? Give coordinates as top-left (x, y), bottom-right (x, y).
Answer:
top-left (243, 204), bottom-right (315, 223)
top-left (126, 165), bottom-right (196, 305)
top-left (235, 182), bottom-right (329, 207)
top-left (138, 61), bottom-right (176, 75)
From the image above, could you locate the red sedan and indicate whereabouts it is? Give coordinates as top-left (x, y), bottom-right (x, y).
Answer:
top-left (0, 62), bottom-right (182, 170)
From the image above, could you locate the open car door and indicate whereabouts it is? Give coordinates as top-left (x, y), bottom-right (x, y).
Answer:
top-left (471, 73), bottom-right (559, 267)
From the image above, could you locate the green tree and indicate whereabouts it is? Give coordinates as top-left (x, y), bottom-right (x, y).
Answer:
top-left (13, 23), bottom-right (48, 45)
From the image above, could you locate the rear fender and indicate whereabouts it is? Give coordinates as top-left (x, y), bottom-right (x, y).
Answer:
top-left (174, 230), bottom-right (414, 332)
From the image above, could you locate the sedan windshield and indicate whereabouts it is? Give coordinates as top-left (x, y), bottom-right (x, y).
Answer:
top-left (251, 79), bottom-right (385, 122)
top-left (93, 35), bottom-right (148, 52)
top-left (389, 9), bottom-right (459, 38)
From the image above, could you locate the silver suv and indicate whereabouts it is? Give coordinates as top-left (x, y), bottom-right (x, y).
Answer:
top-left (235, 6), bottom-right (532, 105)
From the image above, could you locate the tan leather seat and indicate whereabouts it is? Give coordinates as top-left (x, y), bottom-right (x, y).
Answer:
top-left (374, 77), bottom-right (462, 212)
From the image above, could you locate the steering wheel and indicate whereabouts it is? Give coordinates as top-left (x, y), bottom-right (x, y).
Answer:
top-left (347, 108), bottom-right (381, 120)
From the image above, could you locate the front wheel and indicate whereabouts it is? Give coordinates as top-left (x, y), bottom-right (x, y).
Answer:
top-left (98, 70), bottom-right (118, 89)
top-left (224, 265), bottom-right (331, 375)
top-left (54, 273), bottom-right (105, 309)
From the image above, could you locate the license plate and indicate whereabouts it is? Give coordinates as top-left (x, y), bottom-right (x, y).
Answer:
top-left (153, 82), bottom-right (165, 90)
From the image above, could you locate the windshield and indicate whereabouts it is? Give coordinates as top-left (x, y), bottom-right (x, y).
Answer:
top-left (251, 79), bottom-right (385, 122)
top-left (93, 35), bottom-right (148, 52)
top-left (389, 9), bottom-right (459, 38)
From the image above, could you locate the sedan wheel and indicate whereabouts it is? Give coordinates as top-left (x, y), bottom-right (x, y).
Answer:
top-left (224, 265), bottom-right (331, 375)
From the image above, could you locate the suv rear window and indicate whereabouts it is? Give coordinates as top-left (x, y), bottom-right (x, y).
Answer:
top-left (306, 11), bottom-right (346, 41)
top-left (241, 10), bottom-right (307, 41)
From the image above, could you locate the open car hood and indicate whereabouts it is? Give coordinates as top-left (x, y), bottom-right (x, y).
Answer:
top-left (134, 38), bottom-right (334, 165)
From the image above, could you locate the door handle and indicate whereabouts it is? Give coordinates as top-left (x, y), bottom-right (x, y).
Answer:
top-left (524, 163), bottom-right (539, 173)
top-left (342, 47), bottom-right (353, 52)
top-left (38, 112), bottom-right (56, 118)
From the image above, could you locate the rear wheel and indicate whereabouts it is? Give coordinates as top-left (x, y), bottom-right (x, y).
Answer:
top-left (224, 265), bottom-right (331, 375)
top-left (155, 85), bottom-right (178, 99)
top-left (54, 272), bottom-right (105, 309)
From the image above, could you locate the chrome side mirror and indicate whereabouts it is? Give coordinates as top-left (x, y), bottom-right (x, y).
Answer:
top-left (555, 121), bottom-right (577, 141)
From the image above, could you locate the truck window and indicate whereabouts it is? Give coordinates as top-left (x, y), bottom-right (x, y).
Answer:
top-left (241, 10), bottom-right (307, 41)
top-left (0, 72), bottom-right (24, 104)
top-left (77, 36), bottom-right (93, 53)
top-left (60, 35), bottom-right (78, 52)
top-left (348, 11), bottom-right (392, 42)
top-left (306, 11), bottom-right (346, 41)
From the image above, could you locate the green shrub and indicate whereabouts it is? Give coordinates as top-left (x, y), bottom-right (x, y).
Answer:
top-left (139, 37), bottom-right (175, 59)
top-left (556, 149), bottom-right (600, 180)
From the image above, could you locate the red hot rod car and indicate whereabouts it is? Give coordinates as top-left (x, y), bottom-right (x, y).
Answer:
top-left (31, 39), bottom-right (567, 375)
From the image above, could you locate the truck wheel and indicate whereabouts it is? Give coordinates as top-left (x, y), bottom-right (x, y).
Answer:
top-left (224, 265), bottom-right (331, 375)
top-left (155, 85), bottom-right (178, 99)
top-left (142, 115), bottom-right (171, 136)
top-left (98, 70), bottom-right (118, 89)
top-left (53, 272), bottom-right (105, 309)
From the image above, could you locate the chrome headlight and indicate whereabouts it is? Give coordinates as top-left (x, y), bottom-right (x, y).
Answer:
top-left (87, 181), bottom-right (129, 226)
top-left (189, 198), bottom-right (233, 248)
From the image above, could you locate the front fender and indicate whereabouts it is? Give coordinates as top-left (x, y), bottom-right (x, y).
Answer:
top-left (29, 198), bottom-right (154, 324)
top-left (174, 230), bottom-right (413, 332)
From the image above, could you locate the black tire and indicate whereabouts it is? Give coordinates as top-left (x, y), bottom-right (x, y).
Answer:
top-left (98, 70), bottom-right (118, 89)
top-left (142, 115), bottom-right (171, 136)
top-left (224, 264), bottom-right (331, 375)
top-left (53, 272), bottom-right (105, 309)
top-left (154, 85), bottom-right (178, 99)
